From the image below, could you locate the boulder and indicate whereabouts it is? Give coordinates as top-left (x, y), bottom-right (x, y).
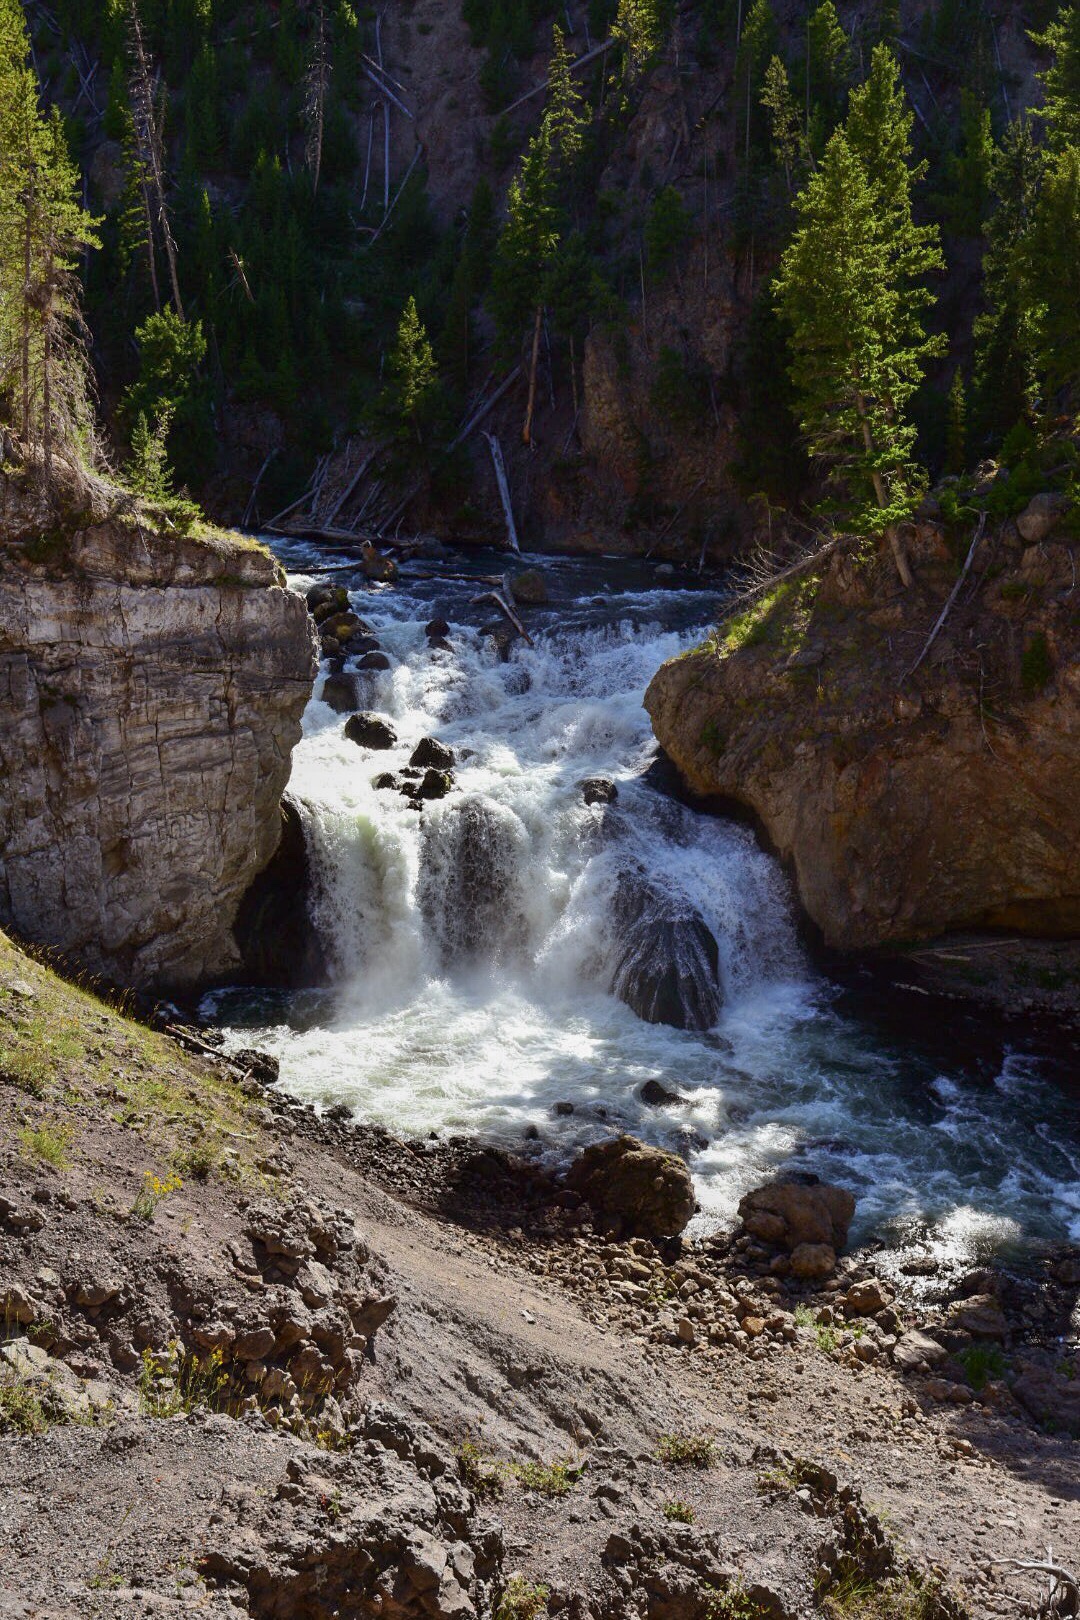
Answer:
top-left (1016, 492), bottom-right (1067, 544)
top-left (509, 569), bottom-right (549, 605)
top-left (948, 1293), bottom-right (1008, 1338)
top-left (891, 1330), bottom-right (948, 1372)
top-left (419, 769), bottom-right (453, 801)
top-left (563, 1134), bottom-right (695, 1238)
top-left (639, 1079), bottom-right (686, 1107)
top-left (610, 872), bottom-right (721, 1031)
top-left (234, 799), bottom-right (328, 989)
top-left (346, 634), bottom-right (382, 656)
top-left (359, 541), bottom-right (398, 583)
top-left (358, 651), bottom-right (392, 671)
top-left (789, 1243), bottom-right (836, 1280)
top-left (581, 777), bottom-right (618, 806)
top-left (738, 1179), bottom-right (856, 1254)
top-left (845, 1277), bottom-right (890, 1316)
top-left (425, 617), bottom-right (451, 638)
top-left (322, 673), bottom-right (361, 713)
top-left (343, 712), bottom-right (397, 750)
top-left (411, 737), bottom-right (455, 770)
top-left (1011, 1362), bottom-right (1080, 1435)
top-left (373, 772), bottom-right (399, 791)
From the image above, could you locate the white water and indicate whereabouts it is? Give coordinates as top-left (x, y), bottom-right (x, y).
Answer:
top-left (206, 545), bottom-right (1080, 1278)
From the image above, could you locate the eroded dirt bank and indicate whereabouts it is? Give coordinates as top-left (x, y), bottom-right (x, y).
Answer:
top-left (0, 930), bottom-right (1077, 1619)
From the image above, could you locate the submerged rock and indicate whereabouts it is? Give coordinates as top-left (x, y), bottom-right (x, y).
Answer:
top-left (322, 672), bottom-right (361, 713)
top-left (343, 712), bottom-right (397, 750)
top-left (510, 568), bottom-right (549, 605)
top-left (418, 768), bottom-right (454, 801)
top-left (411, 736), bottom-right (455, 770)
top-left (564, 1134), bottom-right (695, 1238)
top-left (581, 776), bottom-right (618, 806)
top-left (610, 871), bottom-right (721, 1031)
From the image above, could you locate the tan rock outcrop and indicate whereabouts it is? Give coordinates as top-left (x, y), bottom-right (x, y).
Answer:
top-left (645, 518), bottom-right (1080, 949)
top-left (0, 471), bottom-right (317, 988)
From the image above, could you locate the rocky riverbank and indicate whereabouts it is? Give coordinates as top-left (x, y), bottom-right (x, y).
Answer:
top-left (0, 462), bottom-right (317, 990)
top-left (2, 929), bottom-right (1077, 1619)
top-left (645, 500), bottom-right (1080, 968)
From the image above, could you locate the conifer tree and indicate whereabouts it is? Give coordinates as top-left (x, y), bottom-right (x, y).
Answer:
top-left (945, 368), bottom-right (968, 474)
top-left (1031, 4), bottom-right (1080, 150)
top-left (545, 25), bottom-right (587, 167)
top-left (973, 119), bottom-right (1044, 445)
top-left (806, 1), bottom-right (853, 127)
top-left (774, 102), bottom-right (945, 582)
top-left (761, 55), bottom-right (803, 192)
top-left (613, 0), bottom-right (666, 80)
top-left (1027, 143), bottom-right (1080, 400)
top-left (386, 295), bottom-right (438, 442)
top-left (0, 0), bottom-right (99, 473)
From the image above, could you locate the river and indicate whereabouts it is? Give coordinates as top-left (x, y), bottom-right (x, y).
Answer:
top-left (204, 541), bottom-right (1080, 1286)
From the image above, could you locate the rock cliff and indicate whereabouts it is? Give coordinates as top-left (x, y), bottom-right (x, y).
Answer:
top-left (645, 506), bottom-right (1080, 950)
top-left (0, 467), bottom-right (317, 988)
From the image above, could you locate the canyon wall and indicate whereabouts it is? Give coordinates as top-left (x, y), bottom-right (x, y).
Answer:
top-left (0, 469), bottom-right (317, 989)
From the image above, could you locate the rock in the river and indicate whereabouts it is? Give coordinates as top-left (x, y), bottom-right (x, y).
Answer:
top-left (640, 1079), bottom-right (686, 1107)
top-left (419, 769), bottom-right (454, 801)
top-left (564, 1134), bottom-right (695, 1238)
top-left (581, 777), bottom-right (618, 806)
top-left (425, 617), bottom-right (451, 639)
top-left (509, 569), bottom-right (549, 605)
top-left (344, 712), bottom-right (397, 750)
top-left (373, 772), bottom-right (399, 791)
top-left (322, 672), bottom-right (360, 713)
top-left (359, 540), bottom-right (398, 582)
top-left (610, 871), bottom-right (721, 1031)
top-left (0, 467), bottom-right (316, 988)
top-left (411, 737), bottom-right (455, 770)
top-left (738, 1179), bottom-right (856, 1253)
top-left (358, 651), bottom-right (392, 671)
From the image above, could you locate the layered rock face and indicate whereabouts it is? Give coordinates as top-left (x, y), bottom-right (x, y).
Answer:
top-left (645, 511), bottom-right (1080, 950)
top-left (0, 471), bottom-right (317, 988)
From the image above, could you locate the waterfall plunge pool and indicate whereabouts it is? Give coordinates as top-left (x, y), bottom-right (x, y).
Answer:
top-left (202, 542), bottom-right (1080, 1288)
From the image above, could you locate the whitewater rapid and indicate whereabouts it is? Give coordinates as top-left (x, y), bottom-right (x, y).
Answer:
top-left (205, 544), bottom-right (1080, 1277)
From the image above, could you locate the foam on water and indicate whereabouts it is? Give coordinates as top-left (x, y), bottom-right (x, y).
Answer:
top-left (205, 545), bottom-right (1080, 1269)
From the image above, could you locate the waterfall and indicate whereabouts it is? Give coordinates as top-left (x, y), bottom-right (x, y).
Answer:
top-left (204, 545), bottom-right (1080, 1272)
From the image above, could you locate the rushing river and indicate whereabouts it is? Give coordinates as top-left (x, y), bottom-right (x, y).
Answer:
top-left (205, 542), bottom-right (1080, 1282)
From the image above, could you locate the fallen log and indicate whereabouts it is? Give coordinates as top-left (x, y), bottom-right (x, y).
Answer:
top-left (483, 432), bottom-right (521, 552)
top-left (471, 589), bottom-right (534, 647)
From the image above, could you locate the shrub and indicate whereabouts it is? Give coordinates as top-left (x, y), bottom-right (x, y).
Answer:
top-left (458, 1440), bottom-right (504, 1500)
top-left (511, 1457), bottom-right (583, 1497)
top-left (496, 1575), bottom-right (550, 1620)
top-left (657, 1431), bottom-right (715, 1467)
top-left (132, 1170), bottom-right (183, 1221)
top-left (663, 1498), bottom-right (694, 1522)
top-left (957, 1342), bottom-right (1006, 1391)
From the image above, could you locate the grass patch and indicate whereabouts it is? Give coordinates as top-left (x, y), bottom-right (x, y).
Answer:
top-left (957, 1342), bottom-right (1007, 1391)
top-left (458, 1440), bottom-right (504, 1501)
top-left (18, 1117), bottom-right (73, 1168)
top-left (657, 1431), bottom-right (715, 1467)
top-left (0, 1374), bottom-right (51, 1434)
top-left (704, 1582), bottom-right (768, 1618)
top-left (510, 1456), bottom-right (583, 1497)
top-left (662, 1498), bottom-right (694, 1523)
top-left (496, 1575), bottom-right (550, 1620)
top-left (818, 1573), bottom-right (952, 1618)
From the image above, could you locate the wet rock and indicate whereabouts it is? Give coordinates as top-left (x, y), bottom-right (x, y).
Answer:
top-left (581, 777), bottom-right (618, 806)
top-left (411, 737), bottom-right (455, 770)
top-left (360, 540), bottom-right (398, 582)
top-left (425, 618), bottom-right (451, 638)
top-left (322, 672), bottom-right (361, 713)
top-left (374, 772), bottom-right (399, 791)
top-left (639, 1079), bottom-right (686, 1107)
top-left (359, 651), bottom-right (392, 671)
top-left (564, 1134), bottom-right (695, 1239)
top-left (738, 1179), bottom-right (856, 1254)
top-left (789, 1243), bottom-right (837, 1280)
top-left (234, 799), bottom-right (328, 989)
top-left (509, 569), bottom-right (548, 605)
top-left (343, 712), bottom-right (398, 750)
top-left (346, 633), bottom-right (382, 655)
top-left (610, 872), bottom-right (721, 1032)
top-left (319, 610), bottom-right (363, 642)
top-left (308, 585), bottom-right (349, 620)
top-left (419, 769), bottom-right (454, 801)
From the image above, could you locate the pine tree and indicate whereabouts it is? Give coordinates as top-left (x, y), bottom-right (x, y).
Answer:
top-left (489, 127), bottom-right (559, 441)
top-left (973, 119), bottom-right (1044, 445)
top-left (761, 54), bottom-right (803, 192)
top-left (386, 295), bottom-right (438, 442)
top-left (0, 0), bottom-right (100, 472)
top-left (774, 119), bottom-right (945, 582)
top-left (613, 0), bottom-right (666, 80)
top-left (1027, 143), bottom-right (1080, 401)
top-left (1031, 4), bottom-right (1080, 150)
top-left (806, 1), bottom-right (853, 126)
top-left (545, 25), bottom-right (587, 166)
top-left (945, 368), bottom-right (968, 474)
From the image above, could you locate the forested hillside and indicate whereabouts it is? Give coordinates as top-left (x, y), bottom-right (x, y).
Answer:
top-left (7, 0), bottom-right (1080, 553)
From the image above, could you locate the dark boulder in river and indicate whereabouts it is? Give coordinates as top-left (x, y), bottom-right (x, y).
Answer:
top-left (322, 673), bottom-right (360, 713)
top-left (581, 777), bottom-right (618, 806)
top-left (233, 800), bottom-right (327, 989)
top-left (411, 737), bottom-right (455, 770)
top-left (610, 871), bottom-right (721, 1031)
top-left (344, 712), bottom-right (397, 750)
top-left (358, 651), bottom-right (392, 671)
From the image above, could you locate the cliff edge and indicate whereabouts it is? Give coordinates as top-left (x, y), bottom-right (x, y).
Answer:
top-left (645, 500), bottom-right (1080, 952)
top-left (0, 463), bottom-right (317, 989)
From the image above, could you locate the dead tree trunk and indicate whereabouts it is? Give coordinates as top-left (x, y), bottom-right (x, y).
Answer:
top-left (129, 1), bottom-right (184, 318)
top-left (522, 305), bottom-right (543, 445)
top-left (483, 432), bottom-right (521, 552)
